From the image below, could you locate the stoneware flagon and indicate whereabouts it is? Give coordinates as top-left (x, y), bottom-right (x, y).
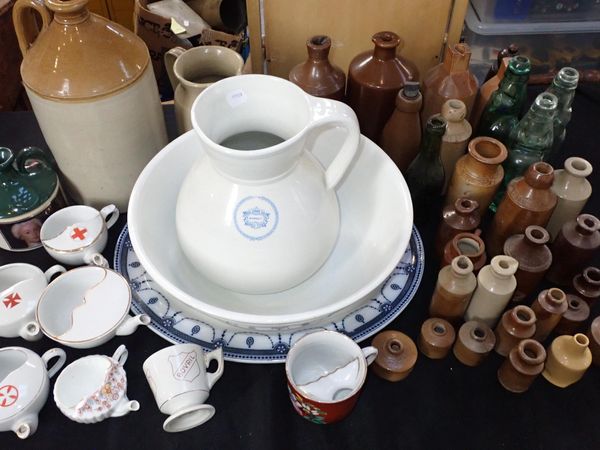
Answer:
top-left (176, 75), bottom-right (360, 294)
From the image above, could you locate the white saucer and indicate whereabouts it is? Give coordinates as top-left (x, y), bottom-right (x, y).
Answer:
top-left (163, 404), bottom-right (216, 432)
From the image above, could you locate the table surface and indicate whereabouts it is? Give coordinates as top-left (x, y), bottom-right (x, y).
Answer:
top-left (1, 86), bottom-right (600, 450)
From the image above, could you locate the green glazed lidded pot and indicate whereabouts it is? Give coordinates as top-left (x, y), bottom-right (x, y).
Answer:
top-left (0, 147), bottom-right (66, 251)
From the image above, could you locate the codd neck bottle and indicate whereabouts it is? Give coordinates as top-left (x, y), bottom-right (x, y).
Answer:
top-left (405, 116), bottom-right (447, 225)
top-left (476, 56), bottom-right (531, 146)
top-left (544, 67), bottom-right (579, 162)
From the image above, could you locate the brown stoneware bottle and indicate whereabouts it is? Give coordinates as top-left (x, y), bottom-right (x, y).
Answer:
top-left (471, 56), bottom-right (510, 131)
top-left (347, 31), bottom-right (419, 142)
top-left (429, 256), bottom-right (477, 322)
top-left (435, 198), bottom-right (481, 259)
top-left (573, 267), bottom-right (600, 306)
top-left (289, 35), bottom-right (346, 101)
top-left (555, 294), bottom-right (590, 335)
top-left (487, 162), bottom-right (557, 257)
top-left (439, 100), bottom-right (473, 193)
top-left (546, 214), bottom-right (600, 286)
top-left (494, 305), bottom-right (537, 356)
top-left (531, 288), bottom-right (568, 342)
top-left (421, 43), bottom-right (478, 127)
top-left (442, 231), bottom-right (487, 273)
top-left (445, 136), bottom-right (508, 213)
top-left (497, 339), bottom-right (546, 393)
top-left (543, 333), bottom-right (592, 388)
top-left (453, 320), bottom-right (496, 367)
top-left (371, 330), bottom-right (418, 382)
top-left (380, 82), bottom-right (422, 171)
top-left (586, 316), bottom-right (600, 367)
top-left (503, 226), bottom-right (553, 302)
top-left (418, 318), bottom-right (456, 359)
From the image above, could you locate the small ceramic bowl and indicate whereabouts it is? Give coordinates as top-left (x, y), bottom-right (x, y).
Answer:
top-left (54, 345), bottom-right (139, 423)
top-left (36, 266), bottom-right (150, 348)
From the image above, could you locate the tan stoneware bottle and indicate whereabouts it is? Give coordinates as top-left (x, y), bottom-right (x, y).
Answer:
top-left (453, 320), bottom-right (496, 367)
top-left (418, 318), bottom-right (456, 359)
top-left (487, 162), bottom-right (557, 257)
top-left (421, 43), bottom-right (478, 127)
top-left (346, 31), bottom-right (419, 142)
top-left (445, 136), bottom-right (508, 213)
top-left (429, 256), bottom-right (477, 323)
top-left (573, 267), bottom-right (600, 306)
top-left (438, 100), bottom-right (472, 193)
top-left (464, 255), bottom-right (519, 327)
top-left (380, 82), bottom-right (422, 172)
top-left (586, 316), bottom-right (600, 367)
top-left (546, 157), bottom-right (593, 241)
top-left (289, 35), bottom-right (346, 101)
top-left (555, 294), bottom-right (590, 335)
top-left (543, 333), bottom-right (592, 388)
top-left (435, 198), bottom-right (481, 260)
top-left (470, 56), bottom-right (510, 131)
top-left (494, 305), bottom-right (537, 356)
top-left (371, 330), bottom-right (418, 382)
top-left (497, 339), bottom-right (546, 393)
top-left (503, 226), bottom-right (553, 302)
top-left (442, 231), bottom-right (487, 273)
top-left (546, 214), bottom-right (600, 286)
top-left (531, 288), bottom-right (568, 342)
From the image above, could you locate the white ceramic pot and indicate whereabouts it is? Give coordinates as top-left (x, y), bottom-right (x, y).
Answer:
top-left (176, 74), bottom-right (360, 294)
top-left (0, 346), bottom-right (66, 439)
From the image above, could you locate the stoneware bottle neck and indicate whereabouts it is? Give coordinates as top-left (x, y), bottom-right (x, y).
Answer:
top-left (47, 0), bottom-right (90, 25)
top-left (441, 99), bottom-right (467, 123)
top-left (466, 137), bottom-right (508, 177)
top-left (524, 225), bottom-right (550, 248)
top-left (541, 288), bottom-right (567, 311)
top-left (371, 31), bottom-right (401, 61)
top-left (306, 35), bottom-right (332, 61)
top-left (563, 157), bottom-right (593, 182)
top-left (564, 333), bottom-right (590, 358)
top-left (454, 198), bottom-right (479, 218)
top-left (442, 43), bottom-right (471, 73)
top-left (524, 162), bottom-right (554, 190)
top-left (574, 214), bottom-right (600, 236)
top-left (450, 255), bottom-right (474, 279)
top-left (515, 339), bottom-right (546, 366)
top-left (490, 255), bottom-right (518, 279)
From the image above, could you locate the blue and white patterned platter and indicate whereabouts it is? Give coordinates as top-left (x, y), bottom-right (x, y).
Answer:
top-left (114, 224), bottom-right (424, 364)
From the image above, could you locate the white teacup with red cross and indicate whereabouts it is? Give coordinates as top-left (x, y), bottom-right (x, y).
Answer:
top-left (40, 204), bottom-right (119, 267)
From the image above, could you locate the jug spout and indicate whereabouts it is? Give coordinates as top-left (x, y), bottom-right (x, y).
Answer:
top-left (19, 321), bottom-right (42, 341)
top-left (14, 414), bottom-right (38, 439)
top-left (115, 314), bottom-right (150, 336)
top-left (112, 396), bottom-right (140, 417)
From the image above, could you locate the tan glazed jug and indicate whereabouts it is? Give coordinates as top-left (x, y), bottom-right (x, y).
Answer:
top-left (13, 0), bottom-right (168, 211)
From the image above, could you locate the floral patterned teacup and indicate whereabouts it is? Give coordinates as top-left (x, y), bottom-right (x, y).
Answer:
top-left (285, 330), bottom-right (377, 424)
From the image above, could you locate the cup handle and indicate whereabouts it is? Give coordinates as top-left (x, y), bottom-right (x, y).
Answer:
top-left (99, 204), bottom-right (120, 229)
top-left (204, 347), bottom-right (224, 390)
top-left (164, 46), bottom-right (186, 92)
top-left (112, 345), bottom-right (129, 366)
top-left (84, 252), bottom-right (109, 268)
top-left (41, 348), bottom-right (67, 379)
top-left (362, 346), bottom-right (378, 366)
top-left (307, 96), bottom-right (360, 190)
top-left (44, 264), bottom-right (66, 282)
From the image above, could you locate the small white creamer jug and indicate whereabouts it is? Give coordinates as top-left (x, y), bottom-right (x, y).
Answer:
top-left (176, 74), bottom-right (360, 294)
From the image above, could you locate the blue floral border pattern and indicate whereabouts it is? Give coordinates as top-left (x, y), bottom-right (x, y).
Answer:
top-left (113, 225), bottom-right (424, 363)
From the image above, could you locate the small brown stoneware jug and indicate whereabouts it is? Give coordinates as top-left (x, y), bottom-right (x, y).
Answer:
top-left (418, 318), bottom-right (456, 359)
top-left (429, 256), bottom-right (477, 323)
top-left (442, 231), bottom-right (487, 273)
top-left (531, 288), bottom-right (568, 342)
top-left (289, 35), bottom-right (346, 101)
top-left (445, 136), bottom-right (507, 213)
top-left (503, 226), bottom-right (553, 302)
top-left (439, 100), bottom-right (472, 193)
top-left (546, 214), bottom-right (600, 286)
top-left (586, 316), bottom-right (600, 367)
top-left (347, 31), bottom-right (419, 142)
top-left (497, 339), bottom-right (546, 393)
top-left (573, 267), bottom-right (600, 306)
top-left (555, 295), bottom-right (590, 335)
top-left (543, 333), bottom-right (592, 388)
top-left (371, 330), bottom-right (418, 382)
top-left (494, 305), bottom-right (537, 356)
top-left (453, 320), bottom-right (496, 367)
top-left (487, 162), bottom-right (557, 257)
top-left (435, 198), bottom-right (480, 260)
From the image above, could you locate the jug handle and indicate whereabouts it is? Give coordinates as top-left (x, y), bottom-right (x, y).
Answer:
top-left (13, 0), bottom-right (53, 57)
top-left (308, 97), bottom-right (360, 190)
top-left (41, 348), bottom-right (67, 379)
top-left (164, 47), bottom-right (186, 92)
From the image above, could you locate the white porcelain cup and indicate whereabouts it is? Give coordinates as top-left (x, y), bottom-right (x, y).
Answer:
top-left (0, 263), bottom-right (66, 340)
top-left (143, 344), bottom-right (224, 432)
top-left (40, 204), bottom-right (119, 267)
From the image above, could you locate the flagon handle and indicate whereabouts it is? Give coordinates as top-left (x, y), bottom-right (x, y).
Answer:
top-left (12, 0), bottom-right (53, 57)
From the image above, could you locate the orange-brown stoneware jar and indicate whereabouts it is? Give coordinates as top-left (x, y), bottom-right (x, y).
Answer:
top-left (418, 318), bottom-right (456, 359)
top-left (573, 267), bottom-right (600, 306)
top-left (371, 330), bottom-right (418, 382)
top-left (494, 305), bottom-right (537, 356)
top-left (531, 288), bottom-right (568, 342)
top-left (442, 231), bottom-right (487, 273)
top-left (555, 294), bottom-right (590, 335)
top-left (435, 198), bottom-right (481, 260)
top-left (453, 320), bottom-right (496, 367)
top-left (497, 339), bottom-right (546, 393)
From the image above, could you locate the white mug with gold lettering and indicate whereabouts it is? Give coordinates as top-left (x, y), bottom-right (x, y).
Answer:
top-left (143, 344), bottom-right (224, 432)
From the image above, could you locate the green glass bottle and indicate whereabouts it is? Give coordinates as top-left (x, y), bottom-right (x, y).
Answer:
top-left (405, 116), bottom-right (447, 225)
top-left (476, 56), bottom-right (531, 146)
top-left (544, 67), bottom-right (579, 162)
top-left (490, 92), bottom-right (558, 211)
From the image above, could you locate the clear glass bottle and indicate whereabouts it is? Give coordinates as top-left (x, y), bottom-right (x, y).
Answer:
top-left (544, 67), bottom-right (579, 162)
top-left (476, 56), bottom-right (531, 146)
top-left (404, 116), bottom-right (447, 225)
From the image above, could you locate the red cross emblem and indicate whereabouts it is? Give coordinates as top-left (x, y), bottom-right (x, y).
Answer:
top-left (71, 227), bottom-right (88, 240)
top-left (0, 385), bottom-right (19, 408)
top-left (3, 292), bottom-right (21, 309)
